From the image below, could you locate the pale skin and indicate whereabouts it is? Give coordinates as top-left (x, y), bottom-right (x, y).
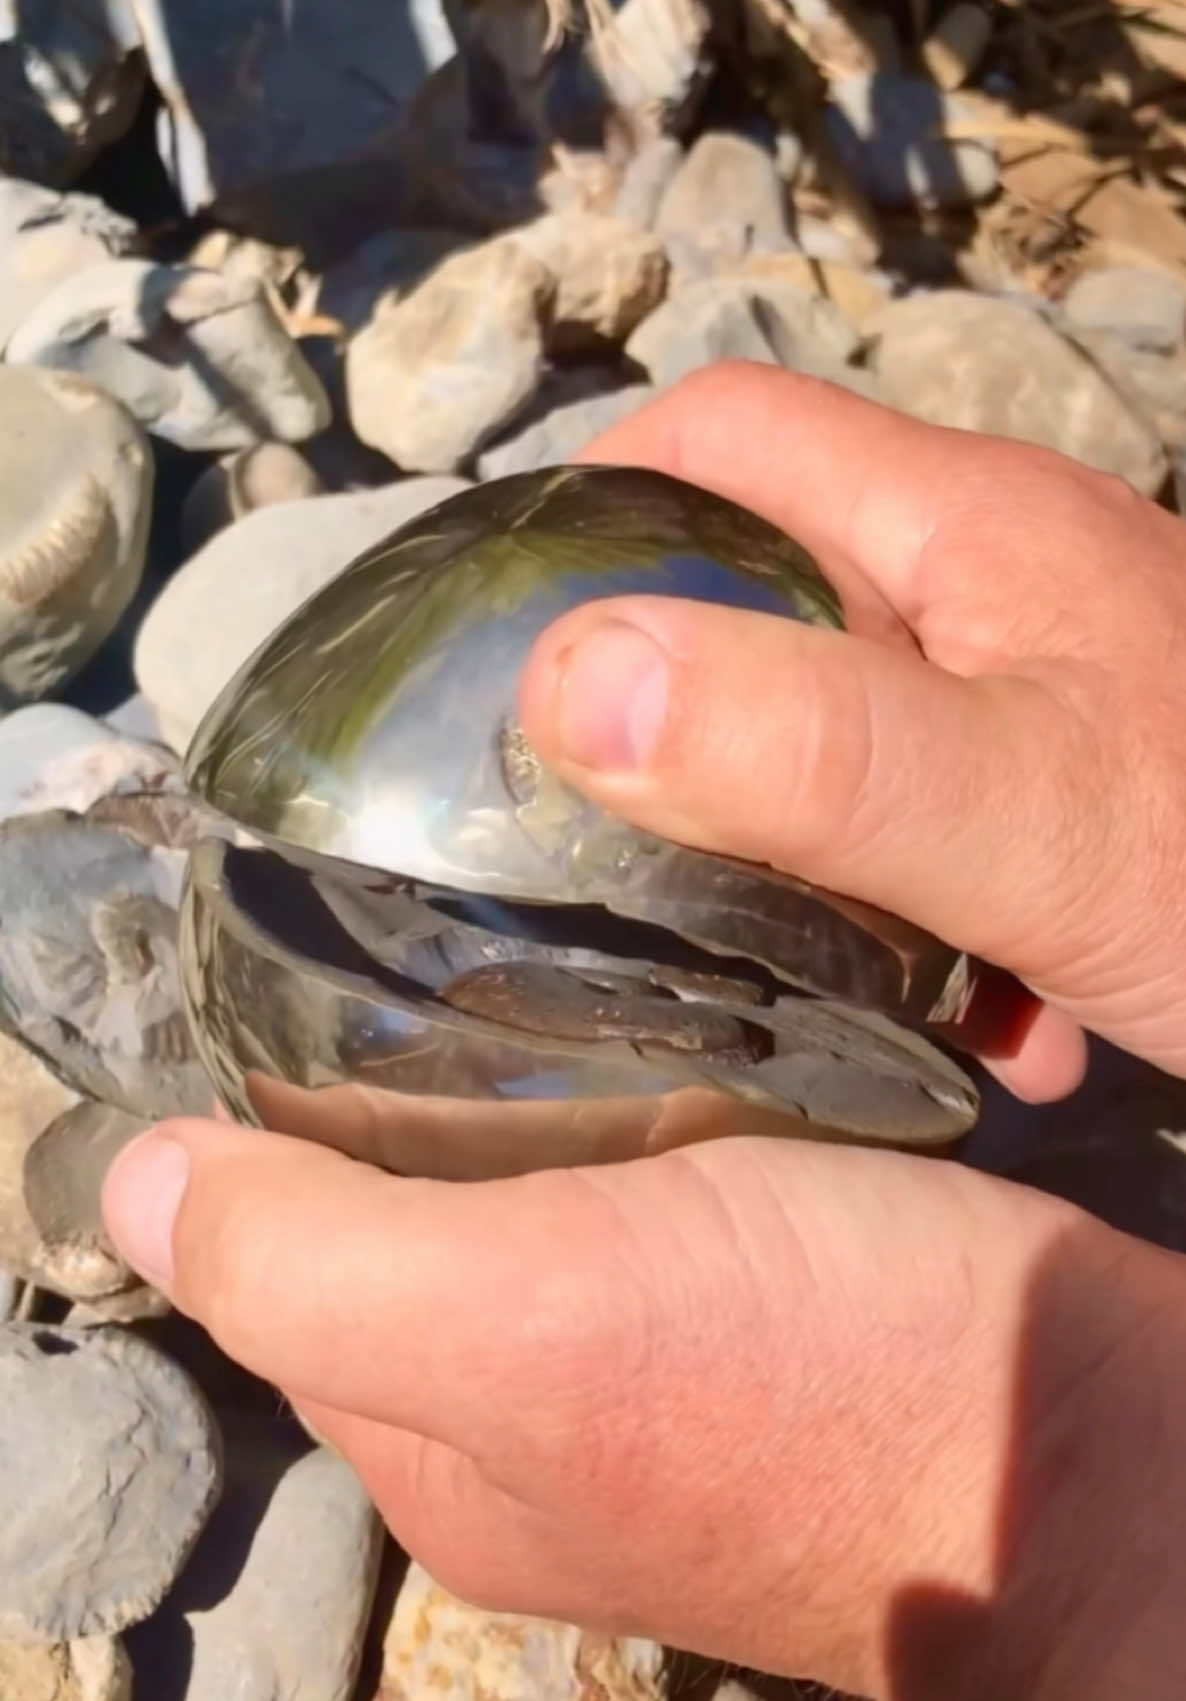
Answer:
top-left (103, 364), bottom-right (1186, 1700)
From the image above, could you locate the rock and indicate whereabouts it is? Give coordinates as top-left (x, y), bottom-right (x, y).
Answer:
top-left (0, 810), bottom-right (212, 1117)
top-left (478, 380), bottom-right (654, 478)
top-left (0, 179), bottom-right (136, 351)
top-left (0, 706), bottom-right (176, 822)
top-left (0, 1636), bottom-right (132, 1701)
top-left (626, 274), bottom-right (862, 389)
top-left (655, 131), bottom-right (792, 273)
top-left (922, 2), bottom-right (993, 90)
top-left (589, 0), bottom-right (714, 133)
top-left (731, 250), bottom-right (894, 330)
top-left (0, 3), bottom-right (144, 186)
top-left (825, 73), bottom-right (998, 208)
top-left (128, 1429), bottom-right (381, 1701)
top-left (346, 240), bottom-right (554, 472)
top-left (134, 477), bottom-right (470, 751)
top-left (0, 1323), bottom-right (222, 1641)
top-left (184, 228), bottom-right (305, 299)
top-left (442, 0), bottom-right (610, 151)
top-left (1062, 266), bottom-right (1186, 353)
top-left (102, 695), bottom-right (161, 744)
top-left (626, 279), bottom-right (778, 386)
top-left (0, 1271), bottom-right (19, 1320)
top-left (1073, 333), bottom-right (1186, 452)
top-left (0, 366), bottom-right (151, 707)
top-left (400, 58), bottom-right (551, 237)
top-left (317, 229), bottom-right (471, 336)
top-left (134, 0), bottom-right (452, 215)
top-left (869, 292), bottom-right (1169, 495)
top-left (513, 212), bottom-right (669, 348)
top-left (0, 1030), bottom-right (81, 1288)
top-left (8, 260), bottom-right (331, 452)
top-left (378, 1562), bottom-right (667, 1699)
top-left (612, 136), bottom-right (684, 228)
top-left (23, 1102), bottom-right (146, 1302)
top-left (180, 444), bottom-right (326, 557)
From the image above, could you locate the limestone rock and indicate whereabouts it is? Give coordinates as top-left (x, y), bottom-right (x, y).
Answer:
top-left (7, 260), bottom-right (331, 452)
top-left (1062, 266), bottom-right (1186, 353)
top-left (0, 1636), bottom-right (132, 1701)
top-left (134, 1434), bottom-right (380, 1701)
top-left (0, 1323), bottom-right (222, 1640)
top-left (378, 1562), bottom-right (666, 1700)
top-left (626, 279), bottom-right (778, 386)
top-left (0, 367), bottom-right (151, 707)
top-left (654, 131), bottom-right (792, 273)
top-left (870, 291), bottom-right (1168, 494)
top-left (135, 477), bottom-right (470, 752)
top-left (346, 240), bottom-right (553, 472)
top-left (825, 73), bottom-right (998, 208)
top-left (0, 3), bottom-right (144, 186)
top-left (0, 811), bottom-right (212, 1117)
top-left (317, 229), bottom-right (470, 336)
top-left (1073, 333), bottom-right (1186, 453)
top-left (589, 0), bottom-right (715, 132)
top-left (612, 136), bottom-right (684, 229)
top-left (0, 179), bottom-right (135, 351)
top-left (478, 381), bottom-right (654, 479)
top-left (513, 212), bottom-right (669, 348)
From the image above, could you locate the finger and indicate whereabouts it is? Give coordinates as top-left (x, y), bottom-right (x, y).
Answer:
top-left (518, 595), bottom-right (1092, 980)
top-left (100, 1118), bottom-right (692, 1448)
top-left (574, 363), bottom-right (1045, 629)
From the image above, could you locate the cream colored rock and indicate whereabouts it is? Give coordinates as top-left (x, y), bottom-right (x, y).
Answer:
top-left (346, 241), bottom-right (554, 472)
top-left (655, 130), bottom-right (792, 271)
top-left (869, 291), bottom-right (1168, 494)
top-left (180, 443), bottom-right (326, 556)
top-left (513, 213), bottom-right (669, 347)
top-left (0, 1636), bottom-right (131, 1701)
top-left (0, 367), bottom-right (151, 706)
top-left (378, 1563), bottom-right (667, 1700)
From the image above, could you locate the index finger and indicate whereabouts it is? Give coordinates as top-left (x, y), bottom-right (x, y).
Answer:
top-left (577, 362), bottom-right (1058, 629)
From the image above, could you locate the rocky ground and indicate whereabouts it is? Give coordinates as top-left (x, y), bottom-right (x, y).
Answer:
top-left (1, 1), bottom-right (1186, 1698)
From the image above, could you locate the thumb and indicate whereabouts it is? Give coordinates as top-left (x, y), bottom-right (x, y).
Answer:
top-left (518, 596), bottom-right (1084, 992)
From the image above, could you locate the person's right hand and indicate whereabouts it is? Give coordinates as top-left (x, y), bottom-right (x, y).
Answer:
top-left (515, 361), bottom-right (1186, 1100)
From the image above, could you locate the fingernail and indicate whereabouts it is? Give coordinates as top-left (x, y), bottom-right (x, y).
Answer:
top-left (557, 620), bottom-right (669, 771)
top-left (100, 1132), bottom-right (189, 1291)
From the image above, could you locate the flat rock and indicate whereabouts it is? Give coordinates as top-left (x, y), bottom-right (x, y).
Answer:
top-left (135, 0), bottom-right (452, 215)
top-left (825, 72), bottom-right (997, 208)
top-left (0, 1029), bottom-right (81, 1287)
top-left (513, 212), bottom-right (669, 348)
top-left (23, 1102), bottom-right (146, 1301)
top-left (0, 1636), bottom-right (132, 1701)
top-left (0, 4), bottom-right (143, 186)
top-left (0, 1323), bottom-right (222, 1641)
top-left (869, 291), bottom-right (1169, 494)
top-left (128, 1430), bottom-right (381, 1701)
top-left (0, 366), bottom-right (151, 707)
top-left (378, 1563), bottom-right (666, 1699)
top-left (0, 810), bottom-right (212, 1117)
top-left (0, 179), bottom-right (136, 351)
top-left (134, 477), bottom-right (470, 751)
top-left (8, 260), bottom-right (331, 452)
top-left (655, 130), bottom-right (792, 272)
top-left (478, 380), bottom-right (654, 478)
top-left (0, 706), bottom-right (176, 822)
top-left (1062, 265), bottom-right (1186, 353)
top-left (346, 240), bottom-right (553, 472)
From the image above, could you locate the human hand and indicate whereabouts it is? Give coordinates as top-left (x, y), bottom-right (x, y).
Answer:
top-left (102, 368), bottom-right (1186, 1700)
